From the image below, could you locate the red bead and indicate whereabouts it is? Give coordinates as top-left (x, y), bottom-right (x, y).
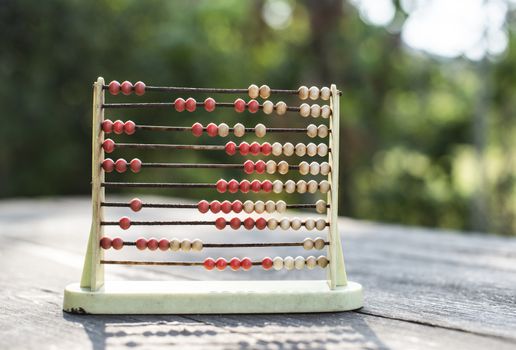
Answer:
top-left (251, 180), bottom-right (261, 192)
top-left (191, 122), bottom-right (203, 137)
top-left (229, 217), bottom-right (241, 229)
top-left (102, 158), bottom-right (115, 172)
top-left (206, 123), bottom-right (218, 137)
top-left (124, 120), bottom-right (136, 135)
top-left (112, 237), bottom-right (124, 250)
top-left (121, 81), bottom-right (133, 95)
top-left (102, 119), bottom-right (113, 133)
top-left (174, 98), bottom-right (186, 112)
top-left (239, 142), bottom-right (250, 155)
top-left (204, 97), bottom-right (216, 112)
top-left (129, 198), bottom-right (142, 212)
top-left (158, 238), bottom-right (170, 251)
top-left (239, 180), bottom-right (251, 193)
top-left (255, 160), bottom-right (266, 174)
top-left (247, 99), bottom-right (259, 113)
top-left (113, 120), bottom-right (125, 134)
top-left (261, 180), bottom-right (273, 193)
top-left (241, 257), bottom-right (252, 270)
top-left (234, 98), bottom-right (246, 113)
top-left (249, 142), bottom-right (261, 155)
top-left (244, 160), bottom-right (255, 174)
top-left (204, 258), bottom-right (216, 270)
top-left (210, 200), bottom-right (221, 213)
top-left (262, 257), bottom-right (273, 270)
top-left (119, 216), bottom-right (131, 230)
top-left (225, 141), bottom-right (237, 155)
top-left (185, 97), bottom-right (197, 112)
top-left (243, 218), bottom-right (255, 230)
top-left (221, 200), bottom-right (232, 214)
top-left (108, 81), bottom-right (120, 95)
top-left (134, 81), bottom-right (146, 96)
top-left (255, 218), bottom-right (267, 230)
top-left (215, 258), bottom-right (227, 270)
top-left (228, 179), bottom-right (239, 193)
top-left (229, 257), bottom-right (241, 271)
top-left (102, 139), bottom-right (115, 153)
top-left (232, 200), bottom-right (243, 213)
top-left (100, 237), bottom-right (112, 249)
top-left (130, 158), bottom-right (142, 173)
top-left (261, 142), bottom-right (272, 155)
top-left (216, 179), bottom-right (227, 193)
top-left (198, 200), bottom-right (209, 213)
top-left (135, 237), bottom-right (147, 250)
top-left (147, 238), bottom-right (158, 251)
top-left (115, 158), bottom-right (128, 173)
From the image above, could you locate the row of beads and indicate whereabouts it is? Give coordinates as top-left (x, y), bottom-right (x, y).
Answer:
top-left (242, 160), bottom-right (330, 175)
top-left (247, 85), bottom-right (332, 102)
top-left (102, 120), bottom-right (136, 135)
top-left (225, 141), bottom-right (328, 157)
top-left (213, 179), bottom-right (330, 194)
top-left (199, 199), bottom-right (327, 214)
top-left (108, 81), bottom-right (146, 96)
top-left (192, 123), bottom-right (329, 139)
top-left (102, 158), bottom-right (141, 173)
top-left (213, 217), bottom-right (328, 231)
top-left (204, 255), bottom-right (329, 271)
top-left (173, 97), bottom-right (216, 112)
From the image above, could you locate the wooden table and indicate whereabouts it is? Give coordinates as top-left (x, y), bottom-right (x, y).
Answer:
top-left (1, 197), bottom-right (515, 349)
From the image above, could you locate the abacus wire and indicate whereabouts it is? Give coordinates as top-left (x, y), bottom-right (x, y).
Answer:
top-left (103, 102), bottom-right (301, 111)
top-left (110, 143), bottom-right (332, 152)
top-left (100, 201), bottom-right (330, 209)
top-left (121, 241), bottom-right (329, 248)
top-left (100, 220), bottom-right (330, 226)
top-left (133, 125), bottom-right (313, 133)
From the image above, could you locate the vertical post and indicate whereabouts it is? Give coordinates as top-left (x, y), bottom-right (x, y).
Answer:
top-left (80, 77), bottom-right (105, 290)
top-left (327, 84), bottom-right (348, 289)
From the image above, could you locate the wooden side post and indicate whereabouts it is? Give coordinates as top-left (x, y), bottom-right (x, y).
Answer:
top-left (80, 77), bottom-right (105, 290)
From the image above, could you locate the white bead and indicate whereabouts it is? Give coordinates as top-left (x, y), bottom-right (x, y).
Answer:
top-left (295, 143), bottom-right (306, 157)
top-left (290, 217), bottom-right (302, 230)
top-left (294, 256), bottom-right (305, 270)
top-left (306, 143), bottom-right (317, 157)
top-left (307, 180), bottom-right (318, 193)
top-left (320, 162), bottom-right (331, 175)
top-left (273, 256), bottom-right (284, 270)
top-left (265, 200), bottom-right (276, 213)
top-left (296, 180), bottom-right (307, 194)
top-left (191, 239), bottom-right (203, 251)
top-left (267, 218), bottom-right (279, 230)
top-left (314, 237), bottom-right (325, 250)
top-left (276, 200), bottom-right (287, 213)
top-left (170, 238), bottom-right (181, 251)
top-left (254, 200), bottom-right (265, 214)
top-left (280, 218), bottom-right (291, 230)
top-left (248, 84), bottom-right (259, 98)
top-left (243, 200), bottom-right (254, 213)
top-left (266, 160), bottom-right (277, 174)
top-left (275, 101), bottom-right (287, 115)
top-left (273, 180), bottom-right (284, 193)
top-left (307, 124), bottom-right (317, 138)
top-left (299, 161), bottom-right (309, 175)
top-left (262, 100), bottom-right (274, 114)
top-left (321, 105), bottom-right (331, 118)
top-left (309, 161), bottom-right (320, 175)
top-left (303, 238), bottom-right (314, 250)
top-left (299, 103), bottom-right (310, 117)
top-left (255, 123), bottom-right (266, 138)
top-left (259, 85), bottom-right (270, 99)
top-left (317, 143), bottom-right (328, 157)
top-left (284, 180), bottom-right (296, 193)
top-left (309, 86), bottom-right (319, 100)
top-left (319, 180), bottom-right (330, 193)
top-left (315, 200), bottom-right (327, 214)
top-left (298, 86), bottom-right (309, 100)
top-left (283, 142), bottom-right (294, 156)
top-left (272, 142), bottom-right (283, 156)
top-left (317, 255), bottom-right (329, 268)
top-left (277, 160), bottom-right (289, 174)
top-left (310, 104), bottom-right (321, 118)
top-left (306, 256), bottom-right (317, 269)
top-left (234, 123), bottom-right (245, 137)
top-left (304, 219), bottom-right (316, 230)
top-left (316, 219), bottom-right (327, 231)
top-left (284, 256), bottom-right (295, 270)
top-left (218, 123), bottom-right (229, 137)
top-left (320, 87), bottom-right (330, 100)
top-left (317, 124), bottom-right (328, 138)
top-left (181, 239), bottom-right (191, 252)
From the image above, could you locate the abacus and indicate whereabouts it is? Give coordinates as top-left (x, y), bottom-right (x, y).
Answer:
top-left (63, 77), bottom-right (363, 314)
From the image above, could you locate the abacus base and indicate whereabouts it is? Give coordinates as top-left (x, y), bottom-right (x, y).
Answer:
top-left (63, 280), bottom-right (363, 314)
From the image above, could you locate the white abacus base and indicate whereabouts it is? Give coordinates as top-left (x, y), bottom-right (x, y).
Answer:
top-left (63, 280), bottom-right (363, 314)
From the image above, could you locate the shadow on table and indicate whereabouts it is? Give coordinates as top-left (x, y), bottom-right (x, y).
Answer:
top-left (63, 311), bottom-right (388, 349)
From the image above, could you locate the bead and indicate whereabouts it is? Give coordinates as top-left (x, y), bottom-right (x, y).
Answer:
top-left (250, 142), bottom-right (261, 155)
top-left (198, 200), bottom-right (209, 213)
top-left (277, 160), bottom-right (289, 174)
top-left (283, 142), bottom-right (294, 156)
top-left (273, 180), bottom-right (283, 193)
top-left (263, 100), bottom-right (274, 114)
top-left (276, 200), bottom-right (287, 213)
top-left (306, 256), bottom-right (317, 269)
top-left (102, 119), bottom-right (113, 133)
top-left (112, 237), bottom-right (124, 250)
top-left (319, 180), bottom-right (330, 193)
top-left (303, 238), bottom-right (314, 250)
top-left (229, 257), bottom-right (241, 270)
top-left (306, 143), bottom-right (317, 157)
top-left (262, 257), bottom-right (273, 270)
top-left (284, 180), bottom-right (296, 193)
top-left (102, 139), bottom-right (115, 153)
top-left (129, 158), bottom-right (142, 173)
top-left (272, 142), bottom-right (283, 156)
top-left (290, 217), bottom-right (302, 230)
top-left (159, 238), bottom-right (170, 251)
top-left (267, 218), bottom-right (278, 230)
top-left (206, 123), bottom-right (218, 137)
top-left (320, 87), bottom-right (330, 100)
top-left (307, 180), bottom-right (318, 193)
top-left (230, 217), bottom-right (241, 229)
top-left (147, 238), bottom-right (158, 251)
top-left (216, 258), bottom-right (227, 270)
top-left (314, 237), bottom-right (326, 250)
top-left (275, 101), bottom-right (287, 115)
top-left (181, 239), bottom-right (192, 252)
top-left (307, 124), bottom-right (317, 139)
top-left (317, 143), bottom-right (328, 157)
top-left (310, 104), bottom-right (321, 118)
top-left (255, 123), bottom-right (266, 137)
top-left (318, 124), bottom-right (329, 138)
top-left (135, 237), bottom-right (147, 250)
top-left (204, 258), bottom-right (216, 270)
top-left (234, 98), bottom-right (246, 112)
top-left (218, 123), bottom-right (229, 137)
top-left (273, 257), bottom-right (284, 270)
top-left (225, 141), bottom-right (237, 155)
top-left (113, 120), bottom-right (125, 134)
top-left (309, 161), bottom-right (320, 175)
top-left (221, 200), bottom-right (232, 214)
top-left (216, 179), bottom-right (227, 193)
top-left (228, 179), bottom-right (239, 193)
top-left (243, 217), bottom-right (255, 230)
top-left (294, 256), bottom-right (305, 270)
top-left (239, 141), bottom-right (250, 155)
top-left (130, 198), bottom-right (142, 212)
top-left (248, 99), bottom-right (259, 113)
top-left (233, 123), bottom-right (245, 137)
top-left (210, 200), bottom-right (221, 213)
top-left (266, 160), bottom-right (277, 174)
top-left (256, 217), bottom-right (267, 230)
top-left (261, 180), bottom-right (273, 192)
top-left (296, 180), bottom-right (307, 194)
top-left (215, 217), bottom-right (226, 230)
top-left (119, 216), bottom-right (131, 230)
top-left (243, 200), bottom-right (254, 214)
top-left (244, 160), bottom-right (254, 174)
top-left (317, 256), bottom-right (329, 268)
top-left (298, 86), bottom-right (309, 100)
top-left (316, 219), bottom-right (327, 231)
top-left (134, 81), bottom-right (145, 96)
top-left (305, 219), bottom-right (316, 230)
top-left (295, 143), bottom-right (306, 157)
top-left (299, 103), bottom-right (310, 117)
top-left (170, 239), bottom-right (181, 251)
top-left (261, 142), bottom-right (272, 156)
top-left (191, 122), bottom-right (203, 137)
top-left (259, 85), bottom-right (270, 99)
top-left (108, 81), bottom-right (120, 95)
top-left (204, 97), bottom-right (216, 112)
top-left (102, 158), bottom-right (114, 172)
top-left (251, 180), bottom-right (261, 192)
top-left (121, 81), bottom-right (133, 95)
top-left (265, 200), bottom-right (276, 213)
top-left (309, 86), bottom-right (319, 100)
top-left (316, 200), bottom-right (327, 214)
top-left (283, 256), bottom-right (295, 270)
top-left (239, 179), bottom-right (251, 193)
top-left (248, 84), bottom-right (259, 99)
top-left (280, 218), bottom-right (290, 230)
top-left (100, 237), bottom-right (112, 249)
top-left (115, 158), bottom-right (127, 173)
top-left (232, 200), bottom-right (243, 213)
top-left (174, 98), bottom-right (186, 112)
top-left (320, 162), bottom-right (331, 175)
top-left (254, 200), bottom-right (265, 214)
top-left (241, 257), bottom-right (253, 270)
top-left (321, 105), bottom-right (331, 119)
top-left (185, 97), bottom-right (196, 112)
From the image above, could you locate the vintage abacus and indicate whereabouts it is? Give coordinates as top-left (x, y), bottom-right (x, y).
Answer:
top-left (63, 77), bottom-right (363, 314)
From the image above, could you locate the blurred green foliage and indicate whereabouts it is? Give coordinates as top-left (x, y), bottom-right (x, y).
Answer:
top-left (0, 0), bottom-right (514, 234)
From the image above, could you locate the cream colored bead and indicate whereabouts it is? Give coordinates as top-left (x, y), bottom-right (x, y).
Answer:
top-left (309, 86), bottom-right (319, 100)
top-left (319, 180), bottom-right (330, 193)
top-left (321, 105), bottom-right (331, 119)
top-left (267, 218), bottom-right (279, 230)
top-left (306, 256), bottom-right (317, 269)
top-left (276, 200), bottom-right (287, 213)
top-left (307, 124), bottom-right (317, 138)
top-left (259, 85), bottom-right (270, 99)
top-left (265, 200), bottom-right (276, 213)
top-left (284, 256), bottom-right (295, 270)
top-left (277, 160), bottom-right (289, 174)
top-left (299, 103), bottom-right (310, 117)
top-left (296, 180), bottom-right (307, 194)
top-left (298, 86), bottom-right (309, 100)
top-left (317, 255), bottom-right (329, 268)
top-left (181, 239), bottom-right (192, 252)
top-left (284, 180), bottom-right (296, 193)
top-left (295, 143), bottom-right (306, 157)
top-left (248, 84), bottom-right (259, 98)
top-left (294, 256), bottom-right (305, 270)
top-left (306, 143), bottom-right (317, 157)
top-left (191, 239), bottom-right (203, 251)
top-left (310, 104), bottom-right (321, 118)
top-left (316, 219), bottom-right (327, 231)
top-left (273, 180), bottom-right (284, 193)
top-left (317, 124), bottom-right (328, 138)
top-left (234, 123), bottom-right (245, 137)
top-left (254, 200), bottom-right (265, 214)
top-left (266, 160), bottom-right (277, 174)
top-left (290, 217), bottom-right (302, 230)
top-left (273, 256), bottom-right (284, 270)
top-left (169, 238), bottom-right (181, 251)
top-left (320, 87), bottom-right (330, 100)
top-left (280, 218), bottom-right (291, 230)
top-left (272, 142), bottom-right (283, 156)
top-left (320, 162), bottom-right (331, 176)
top-left (299, 161), bottom-right (309, 175)
top-left (263, 100), bottom-right (274, 114)
top-left (275, 101), bottom-right (287, 115)
top-left (218, 123), bottom-right (229, 137)
top-left (314, 237), bottom-right (325, 250)
top-left (255, 123), bottom-right (266, 138)
top-left (303, 238), bottom-right (314, 250)
top-left (307, 180), bottom-right (318, 193)
top-left (283, 142), bottom-right (294, 156)
top-left (317, 143), bottom-right (328, 157)
top-left (315, 200), bottom-right (327, 214)
top-left (304, 218), bottom-right (316, 230)
top-left (309, 161), bottom-right (320, 175)
top-left (243, 200), bottom-right (254, 213)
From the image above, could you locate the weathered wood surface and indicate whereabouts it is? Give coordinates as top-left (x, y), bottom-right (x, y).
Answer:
top-left (0, 197), bottom-right (515, 350)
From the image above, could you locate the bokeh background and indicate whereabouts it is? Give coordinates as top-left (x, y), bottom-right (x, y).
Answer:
top-left (1, 0), bottom-right (514, 235)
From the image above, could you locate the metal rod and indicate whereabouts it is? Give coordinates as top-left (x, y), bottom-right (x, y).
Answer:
top-left (133, 125), bottom-right (311, 133)
top-left (101, 182), bottom-right (216, 189)
top-left (114, 241), bottom-right (328, 248)
top-left (111, 142), bottom-right (331, 153)
top-left (100, 260), bottom-right (264, 266)
top-left (100, 202), bottom-right (330, 209)
top-left (103, 102), bottom-right (301, 111)
top-left (101, 220), bottom-right (329, 227)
